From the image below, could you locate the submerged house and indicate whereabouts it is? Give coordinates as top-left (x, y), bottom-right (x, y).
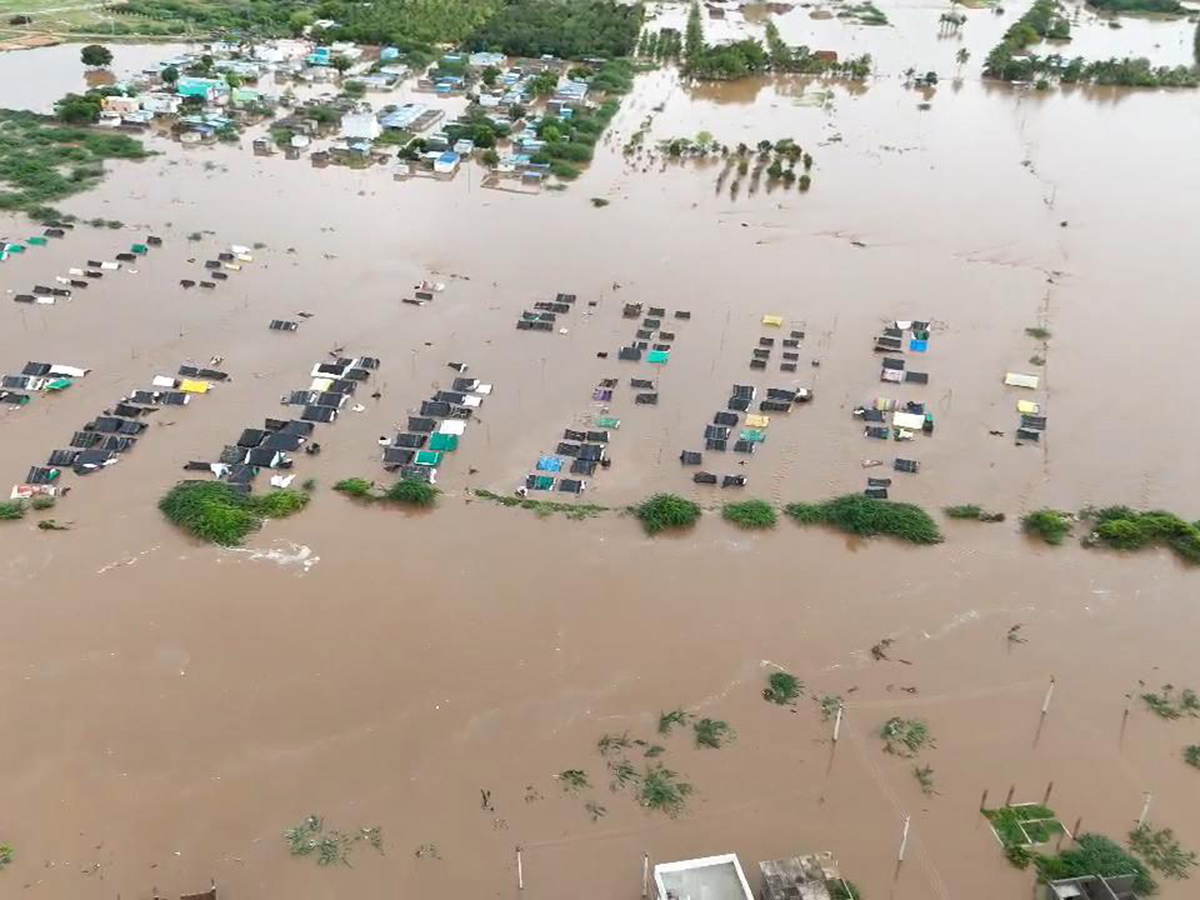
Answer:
top-left (176, 77), bottom-right (229, 103)
top-left (340, 111), bottom-right (382, 140)
top-left (654, 854), bottom-right (753, 900)
top-left (433, 151), bottom-right (460, 175)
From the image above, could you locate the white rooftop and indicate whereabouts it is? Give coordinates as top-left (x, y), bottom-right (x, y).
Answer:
top-left (655, 854), bottom-right (753, 900)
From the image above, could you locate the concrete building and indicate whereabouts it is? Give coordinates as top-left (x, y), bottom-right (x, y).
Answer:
top-left (1046, 874), bottom-right (1140, 900)
top-left (654, 854), bottom-right (753, 900)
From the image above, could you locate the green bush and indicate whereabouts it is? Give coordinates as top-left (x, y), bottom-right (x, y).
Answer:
top-left (785, 495), bottom-right (942, 544)
top-left (1022, 509), bottom-right (1073, 545)
top-left (634, 493), bottom-right (701, 535)
top-left (722, 499), bottom-right (777, 529)
top-left (1085, 506), bottom-right (1200, 563)
top-left (0, 500), bottom-right (25, 521)
top-left (945, 504), bottom-right (1006, 523)
top-left (252, 489), bottom-right (309, 518)
top-left (763, 671), bottom-right (803, 705)
top-left (159, 481), bottom-right (308, 545)
top-left (333, 477), bottom-right (375, 498)
top-left (30, 495), bottom-right (55, 511)
top-left (385, 478), bottom-right (439, 507)
top-left (1035, 833), bottom-right (1155, 894)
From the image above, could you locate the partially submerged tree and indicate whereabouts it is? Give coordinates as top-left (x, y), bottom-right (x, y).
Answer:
top-left (80, 44), bottom-right (113, 68)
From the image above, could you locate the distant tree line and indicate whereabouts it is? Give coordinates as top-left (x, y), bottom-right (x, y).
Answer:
top-left (984, 0), bottom-right (1198, 87)
top-left (465, 0), bottom-right (644, 59)
top-left (679, 5), bottom-right (871, 80)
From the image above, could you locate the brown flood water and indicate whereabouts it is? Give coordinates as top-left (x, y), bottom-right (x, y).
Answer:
top-left (3, 5), bottom-right (1200, 897)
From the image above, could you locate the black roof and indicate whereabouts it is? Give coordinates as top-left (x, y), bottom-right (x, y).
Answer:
top-left (693, 471), bottom-right (717, 484)
top-left (393, 433), bottom-right (427, 449)
top-left (680, 451), bottom-right (702, 465)
top-left (407, 416), bottom-right (436, 433)
top-left (237, 428), bottom-right (267, 448)
top-left (301, 405), bottom-right (337, 423)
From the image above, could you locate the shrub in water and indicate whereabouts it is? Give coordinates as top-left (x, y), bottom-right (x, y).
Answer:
top-left (1035, 833), bottom-right (1155, 895)
top-left (385, 478), bottom-right (439, 507)
top-left (0, 500), bottom-right (25, 521)
top-left (634, 493), bottom-right (701, 535)
top-left (785, 494), bottom-right (942, 544)
top-left (159, 481), bottom-right (308, 546)
top-left (1021, 509), bottom-right (1073, 545)
top-left (333, 477), bottom-right (375, 498)
top-left (722, 499), bottom-right (777, 529)
top-left (1084, 505), bottom-right (1200, 563)
top-left (763, 671), bottom-right (803, 705)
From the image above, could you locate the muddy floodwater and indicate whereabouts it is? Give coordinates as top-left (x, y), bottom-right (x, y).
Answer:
top-left (3, 2), bottom-right (1200, 897)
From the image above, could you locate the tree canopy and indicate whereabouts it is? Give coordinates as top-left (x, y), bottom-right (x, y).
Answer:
top-left (80, 44), bottom-right (113, 67)
top-left (467, 0), bottom-right (644, 59)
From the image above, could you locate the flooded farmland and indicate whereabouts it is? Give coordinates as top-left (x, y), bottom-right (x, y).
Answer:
top-left (2, 1), bottom-right (1200, 897)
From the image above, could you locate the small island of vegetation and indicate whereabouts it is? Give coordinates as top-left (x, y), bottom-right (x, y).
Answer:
top-left (785, 494), bottom-right (943, 545)
top-left (159, 481), bottom-right (309, 546)
top-left (984, 0), bottom-right (1198, 87)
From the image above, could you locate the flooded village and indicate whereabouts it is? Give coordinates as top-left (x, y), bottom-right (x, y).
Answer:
top-left (2, 0), bottom-right (1200, 898)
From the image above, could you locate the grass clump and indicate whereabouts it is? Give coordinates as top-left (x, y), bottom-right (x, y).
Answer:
top-left (37, 519), bottom-right (70, 531)
top-left (598, 732), bottom-right (633, 755)
top-left (1185, 745), bottom-right (1200, 769)
top-left (638, 765), bottom-right (693, 816)
top-left (30, 495), bottom-right (56, 511)
top-left (0, 500), bottom-right (25, 521)
top-left (284, 815), bottom-right (383, 867)
top-left (1128, 823), bottom-right (1197, 880)
top-left (1140, 684), bottom-right (1200, 720)
top-left (635, 493), bottom-right (701, 535)
top-left (880, 717), bottom-right (933, 756)
top-left (658, 708), bottom-right (691, 735)
top-left (819, 695), bottom-right (843, 720)
top-left (385, 478), bottom-right (439, 506)
top-left (1025, 326), bottom-right (1052, 340)
top-left (300, 478), bottom-right (317, 492)
top-left (607, 758), bottom-right (640, 791)
top-left (557, 769), bottom-right (590, 791)
top-left (334, 477), bottom-right (374, 498)
top-left (159, 481), bottom-right (308, 545)
top-left (1036, 833), bottom-right (1156, 894)
top-left (914, 764), bottom-right (936, 796)
top-left (473, 488), bottom-right (607, 520)
top-left (590, 197), bottom-right (610, 207)
top-left (1082, 505), bottom-right (1200, 564)
top-left (945, 504), bottom-right (1006, 522)
top-left (693, 717), bottom-right (735, 749)
top-left (1021, 509), bottom-right (1073, 545)
top-left (785, 494), bottom-right (943, 544)
top-left (0, 843), bottom-right (12, 870)
top-left (722, 499), bottom-right (777, 529)
top-left (763, 671), bottom-right (803, 705)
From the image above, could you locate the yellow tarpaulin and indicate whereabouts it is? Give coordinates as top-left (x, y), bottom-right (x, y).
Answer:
top-left (762, 315), bottom-right (784, 327)
top-left (179, 379), bottom-right (210, 394)
top-left (745, 414), bottom-right (770, 429)
top-left (1017, 399), bottom-right (1041, 414)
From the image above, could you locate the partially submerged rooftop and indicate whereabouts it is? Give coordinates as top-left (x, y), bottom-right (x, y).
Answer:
top-left (759, 853), bottom-right (840, 900)
top-left (654, 853), bottom-right (752, 900)
top-left (1046, 874), bottom-right (1140, 900)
